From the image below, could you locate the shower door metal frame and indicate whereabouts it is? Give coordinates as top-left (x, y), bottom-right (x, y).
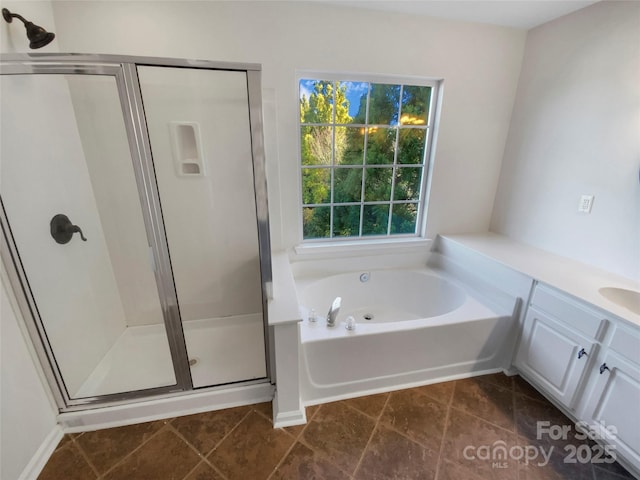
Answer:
top-left (0, 54), bottom-right (273, 411)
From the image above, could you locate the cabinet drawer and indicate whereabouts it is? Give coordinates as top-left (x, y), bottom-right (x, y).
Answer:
top-left (532, 284), bottom-right (606, 339)
top-left (609, 325), bottom-right (640, 367)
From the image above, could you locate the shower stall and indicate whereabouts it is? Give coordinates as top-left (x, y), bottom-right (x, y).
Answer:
top-left (0, 54), bottom-right (272, 411)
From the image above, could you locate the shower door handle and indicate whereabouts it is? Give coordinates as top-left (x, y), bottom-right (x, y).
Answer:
top-left (50, 214), bottom-right (87, 244)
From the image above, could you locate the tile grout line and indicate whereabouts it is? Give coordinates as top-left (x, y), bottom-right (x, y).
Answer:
top-left (511, 377), bottom-right (521, 480)
top-left (337, 391), bottom-right (455, 460)
top-left (292, 403), bottom-right (359, 478)
top-left (303, 402), bottom-right (322, 423)
top-left (361, 391), bottom-right (450, 452)
top-left (252, 405), bottom-right (276, 423)
top-left (265, 434), bottom-right (299, 480)
top-left (179, 460), bottom-right (214, 480)
top-left (294, 437), bottom-right (356, 479)
top-left (197, 457), bottom-right (229, 480)
top-left (263, 403), bottom-right (323, 479)
top-left (164, 422), bottom-right (210, 460)
top-left (337, 396), bottom-right (389, 422)
top-left (65, 435), bottom-right (101, 479)
top-left (267, 402), bottom-right (354, 480)
top-left (95, 419), bottom-right (173, 478)
top-left (320, 390), bottom-right (451, 459)
top-left (195, 408), bottom-right (257, 479)
top-left (448, 401), bottom-right (518, 437)
top-left (441, 376), bottom-right (523, 479)
top-left (164, 423), bottom-right (230, 480)
top-left (350, 392), bottom-right (393, 478)
top-left (433, 380), bottom-right (457, 480)
top-left (263, 402), bottom-right (312, 480)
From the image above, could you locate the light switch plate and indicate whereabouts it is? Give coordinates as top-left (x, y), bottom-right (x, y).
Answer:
top-left (578, 195), bottom-right (594, 213)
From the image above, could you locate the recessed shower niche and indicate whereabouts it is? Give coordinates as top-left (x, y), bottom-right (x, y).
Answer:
top-left (0, 54), bottom-right (271, 409)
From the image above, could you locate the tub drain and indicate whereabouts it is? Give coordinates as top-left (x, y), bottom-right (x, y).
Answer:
top-left (363, 313), bottom-right (374, 321)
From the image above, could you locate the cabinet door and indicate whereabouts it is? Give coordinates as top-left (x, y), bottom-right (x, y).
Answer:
top-left (581, 351), bottom-right (640, 468)
top-left (515, 307), bottom-right (596, 407)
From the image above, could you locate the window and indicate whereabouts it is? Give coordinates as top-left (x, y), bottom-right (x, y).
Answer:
top-left (299, 75), bottom-right (438, 241)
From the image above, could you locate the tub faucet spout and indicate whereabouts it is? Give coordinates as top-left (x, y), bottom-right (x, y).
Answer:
top-left (326, 296), bottom-right (341, 327)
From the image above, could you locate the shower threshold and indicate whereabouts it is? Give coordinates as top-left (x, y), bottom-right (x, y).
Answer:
top-left (74, 314), bottom-right (266, 398)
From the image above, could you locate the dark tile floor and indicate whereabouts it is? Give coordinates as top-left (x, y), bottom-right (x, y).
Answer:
top-left (38, 374), bottom-right (636, 480)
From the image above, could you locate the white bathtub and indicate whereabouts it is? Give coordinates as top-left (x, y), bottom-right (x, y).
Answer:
top-left (295, 267), bottom-right (517, 404)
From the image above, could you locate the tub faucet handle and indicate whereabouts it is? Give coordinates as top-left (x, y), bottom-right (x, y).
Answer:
top-left (345, 315), bottom-right (356, 331)
top-left (327, 296), bottom-right (341, 327)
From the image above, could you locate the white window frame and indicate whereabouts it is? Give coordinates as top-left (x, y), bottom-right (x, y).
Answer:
top-left (296, 71), bottom-right (442, 253)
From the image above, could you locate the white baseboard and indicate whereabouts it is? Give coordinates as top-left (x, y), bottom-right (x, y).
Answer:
top-left (19, 426), bottom-right (63, 480)
top-left (272, 394), bottom-right (306, 428)
top-left (59, 382), bottom-right (274, 433)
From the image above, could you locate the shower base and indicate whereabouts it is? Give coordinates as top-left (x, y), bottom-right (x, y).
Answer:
top-left (74, 314), bottom-right (266, 398)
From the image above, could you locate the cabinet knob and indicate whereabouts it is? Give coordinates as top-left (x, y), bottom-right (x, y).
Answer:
top-left (599, 363), bottom-right (610, 374)
top-left (577, 348), bottom-right (588, 359)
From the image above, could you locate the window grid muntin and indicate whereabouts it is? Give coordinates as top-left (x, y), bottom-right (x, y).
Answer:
top-left (358, 82), bottom-right (371, 236)
top-left (300, 78), bottom-right (434, 240)
top-left (386, 85), bottom-right (403, 234)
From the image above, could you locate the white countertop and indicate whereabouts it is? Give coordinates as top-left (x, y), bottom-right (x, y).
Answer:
top-left (441, 233), bottom-right (640, 327)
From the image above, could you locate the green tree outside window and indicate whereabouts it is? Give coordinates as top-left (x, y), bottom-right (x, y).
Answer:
top-left (300, 78), bottom-right (433, 240)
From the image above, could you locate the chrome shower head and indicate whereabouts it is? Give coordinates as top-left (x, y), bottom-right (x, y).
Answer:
top-left (2, 8), bottom-right (55, 49)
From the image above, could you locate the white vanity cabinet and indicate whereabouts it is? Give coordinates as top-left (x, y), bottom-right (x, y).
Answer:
top-left (578, 325), bottom-right (640, 468)
top-left (437, 233), bottom-right (640, 475)
top-left (515, 283), bottom-right (640, 475)
top-left (515, 284), bottom-right (605, 408)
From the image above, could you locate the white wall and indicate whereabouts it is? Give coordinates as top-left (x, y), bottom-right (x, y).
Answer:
top-left (1, 276), bottom-right (59, 480)
top-left (1, 5), bottom-right (59, 479)
top-left (491, 1), bottom-right (640, 281)
top-left (0, 0), bottom-right (57, 54)
top-left (50, 0), bottom-right (526, 253)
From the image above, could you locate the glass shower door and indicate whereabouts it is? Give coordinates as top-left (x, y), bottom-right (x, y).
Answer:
top-left (0, 72), bottom-right (179, 400)
top-left (137, 66), bottom-right (267, 388)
